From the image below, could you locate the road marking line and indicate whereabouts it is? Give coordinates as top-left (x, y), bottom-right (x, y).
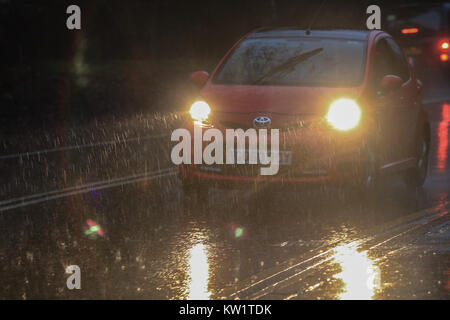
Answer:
top-left (364, 203), bottom-right (448, 238)
top-left (251, 255), bottom-right (336, 300)
top-left (227, 244), bottom-right (337, 299)
top-left (0, 168), bottom-right (176, 212)
top-left (227, 203), bottom-right (449, 300)
top-left (252, 214), bottom-right (446, 300)
top-left (0, 168), bottom-right (175, 206)
top-left (0, 133), bottom-right (171, 160)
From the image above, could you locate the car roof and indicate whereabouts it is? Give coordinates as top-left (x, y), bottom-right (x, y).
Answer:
top-left (248, 28), bottom-right (371, 41)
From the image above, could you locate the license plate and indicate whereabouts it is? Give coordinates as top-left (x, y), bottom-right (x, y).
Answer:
top-left (233, 149), bottom-right (292, 166)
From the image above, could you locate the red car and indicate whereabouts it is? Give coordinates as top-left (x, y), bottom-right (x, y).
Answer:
top-left (178, 29), bottom-right (430, 202)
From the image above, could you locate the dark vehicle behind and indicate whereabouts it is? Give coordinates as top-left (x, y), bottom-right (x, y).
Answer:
top-left (383, 2), bottom-right (450, 73)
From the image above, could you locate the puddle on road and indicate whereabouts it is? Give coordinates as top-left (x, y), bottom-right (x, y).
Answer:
top-left (186, 243), bottom-right (211, 300)
top-left (331, 242), bottom-right (381, 300)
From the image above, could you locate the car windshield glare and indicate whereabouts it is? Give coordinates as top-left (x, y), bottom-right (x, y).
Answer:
top-left (213, 37), bottom-right (366, 87)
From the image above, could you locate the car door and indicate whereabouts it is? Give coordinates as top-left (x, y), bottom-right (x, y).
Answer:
top-left (370, 36), bottom-right (413, 166)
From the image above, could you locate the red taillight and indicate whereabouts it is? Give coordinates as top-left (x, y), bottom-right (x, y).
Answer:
top-left (440, 53), bottom-right (449, 62)
top-left (439, 40), bottom-right (449, 51)
top-left (401, 27), bottom-right (418, 34)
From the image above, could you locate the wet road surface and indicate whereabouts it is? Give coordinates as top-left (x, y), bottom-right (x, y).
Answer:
top-left (0, 83), bottom-right (449, 300)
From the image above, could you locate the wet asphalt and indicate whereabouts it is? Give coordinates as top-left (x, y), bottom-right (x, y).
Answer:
top-left (0, 69), bottom-right (449, 300)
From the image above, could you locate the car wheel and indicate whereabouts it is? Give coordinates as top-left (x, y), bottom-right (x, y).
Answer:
top-left (354, 149), bottom-right (380, 209)
top-left (404, 134), bottom-right (429, 188)
top-left (361, 150), bottom-right (379, 192)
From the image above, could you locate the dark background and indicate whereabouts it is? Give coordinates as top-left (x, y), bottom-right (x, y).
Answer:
top-left (0, 0), bottom-right (442, 131)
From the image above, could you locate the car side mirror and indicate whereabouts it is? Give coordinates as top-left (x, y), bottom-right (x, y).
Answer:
top-left (380, 75), bottom-right (403, 91)
top-left (190, 71), bottom-right (209, 87)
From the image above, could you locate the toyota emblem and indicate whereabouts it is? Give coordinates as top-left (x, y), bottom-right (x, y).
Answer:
top-left (253, 116), bottom-right (272, 129)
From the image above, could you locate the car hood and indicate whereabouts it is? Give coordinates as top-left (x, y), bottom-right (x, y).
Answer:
top-left (201, 84), bottom-right (362, 117)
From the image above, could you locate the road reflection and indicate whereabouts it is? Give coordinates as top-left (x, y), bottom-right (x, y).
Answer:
top-left (437, 103), bottom-right (449, 172)
top-left (186, 243), bottom-right (211, 300)
top-left (332, 242), bottom-right (380, 300)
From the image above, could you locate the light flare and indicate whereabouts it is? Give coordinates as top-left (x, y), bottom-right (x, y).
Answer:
top-left (84, 219), bottom-right (104, 237)
top-left (332, 242), bottom-right (380, 300)
top-left (190, 101), bottom-right (211, 121)
top-left (186, 243), bottom-right (211, 300)
top-left (439, 40), bottom-right (449, 50)
top-left (326, 98), bottom-right (361, 131)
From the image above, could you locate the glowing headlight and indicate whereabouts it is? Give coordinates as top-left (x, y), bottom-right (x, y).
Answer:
top-left (326, 98), bottom-right (361, 131)
top-left (189, 101), bottom-right (210, 121)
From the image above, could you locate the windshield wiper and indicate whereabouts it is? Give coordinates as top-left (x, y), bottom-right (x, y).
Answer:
top-left (252, 48), bottom-right (323, 85)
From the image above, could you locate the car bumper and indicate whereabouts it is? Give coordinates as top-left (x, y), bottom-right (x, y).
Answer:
top-left (177, 123), bottom-right (370, 187)
top-left (178, 164), bottom-right (356, 187)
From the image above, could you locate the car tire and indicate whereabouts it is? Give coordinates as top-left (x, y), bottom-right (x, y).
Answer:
top-left (403, 133), bottom-right (429, 188)
top-left (354, 149), bottom-right (381, 209)
top-left (360, 149), bottom-right (379, 193)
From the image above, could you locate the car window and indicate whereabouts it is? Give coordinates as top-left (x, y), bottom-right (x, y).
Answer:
top-left (212, 37), bottom-right (366, 87)
top-left (385, 38), bottom-right (410, 81)
top-left (372, 39), bottom-right (394, 86)
top-left (372, 38), bottom-right (409, 88)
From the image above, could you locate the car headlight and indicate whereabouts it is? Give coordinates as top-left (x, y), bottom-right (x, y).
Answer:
top-left (189, 101), bottom-right (211, 121)
top-left (326, 98), bottom-right (361, 131)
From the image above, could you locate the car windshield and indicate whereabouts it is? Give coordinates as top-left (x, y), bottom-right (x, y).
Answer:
top-left (213, 37), bottom-right (366, 87)
top-left (385, 5), bottom-right (443, 34)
